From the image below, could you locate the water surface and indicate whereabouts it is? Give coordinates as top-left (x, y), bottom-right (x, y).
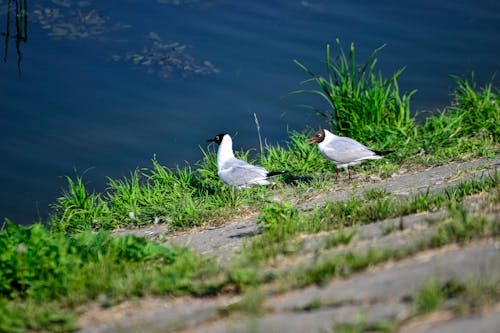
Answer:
top-left (1, 0), bottom-right (499, 224)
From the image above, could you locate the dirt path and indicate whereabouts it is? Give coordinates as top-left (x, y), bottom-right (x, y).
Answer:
top-left (80, 156), bottom-right (500, 333)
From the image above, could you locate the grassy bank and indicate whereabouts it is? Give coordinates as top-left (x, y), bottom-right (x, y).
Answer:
top-left (1, 42), bottom-right (499, 332)
top-left (46, 43), bottom-right (499, 234)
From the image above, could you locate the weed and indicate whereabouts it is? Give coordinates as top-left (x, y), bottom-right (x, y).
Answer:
top-left (256, 202), bottom-right (299, 236)
top-left (294, 39), bottom-right (416, 147)
top-left (451, 73), bottom-right (500, 141)
top-left (430, 207), bottom-right (490, 246)
top-left (49, 176), bottom-right (112, 232)
top-left (335, 316), bottom-right (395, 333)
top-left (325, 228), bottom-right (356, 248)
top-left (413, 279), bottom-right (499, 317)
top-left (302, 298), bottom-right (322, 311)
top-left (271, 197), bottom-right (496, 292)
top-left (415, 280), bottom-right (444, 314)
top-left (0, 222), bottom-right (217, 332)
top-left (363, 187), bottom-right (389, 201)
top-left (219, 288), bottom-right (264, 317)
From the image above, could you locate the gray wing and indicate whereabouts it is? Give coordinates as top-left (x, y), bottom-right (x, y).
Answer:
top-left (219, 158), bottom-right (270, 186)
top-left (321, 137), bottom-right (377, 165)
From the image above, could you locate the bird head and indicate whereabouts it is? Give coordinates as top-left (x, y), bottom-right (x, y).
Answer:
top-left (309, 129), bottom-right (326, 145)
top-left (207, 133), bottom-right (227, 145)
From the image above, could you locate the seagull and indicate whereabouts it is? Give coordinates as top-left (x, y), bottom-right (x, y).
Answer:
top-left (309, 129), bottom-right (394, 180)
top-left (207, 133), bottom-right (285, 188)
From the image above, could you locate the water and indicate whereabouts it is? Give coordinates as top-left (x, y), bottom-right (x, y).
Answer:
top-left (1, 0), bottom-right (499, 224)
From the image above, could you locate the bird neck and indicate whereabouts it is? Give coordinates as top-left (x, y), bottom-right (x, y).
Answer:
top-left (323, 129), bottom-right (337, 142)
top-left (217, 135), bottom-right (235, 166)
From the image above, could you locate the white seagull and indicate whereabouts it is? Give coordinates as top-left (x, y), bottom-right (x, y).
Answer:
top-left (207, 133), bottom-right (285, 188)
top-left (309, 129), bottom-right (394, 180)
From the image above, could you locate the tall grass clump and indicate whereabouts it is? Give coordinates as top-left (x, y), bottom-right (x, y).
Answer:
top-left (451, 74), bottom-right (500, 141)
top-left (49, 176), bottom-right (113, 232)
top-left (410, 74), bottom-right (500, 162)
top-left (294, 39), bottom-right (416, 147)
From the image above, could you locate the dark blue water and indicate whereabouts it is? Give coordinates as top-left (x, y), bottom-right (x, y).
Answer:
top-left (1, 0), bottom-right (499, 224)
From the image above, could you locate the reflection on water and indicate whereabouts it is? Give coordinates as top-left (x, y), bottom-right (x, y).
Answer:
top-left (27, 0), bottom-right (219, 79)
top-left (1, 0), bottom-right (28, 73)
top-left (111, 32), bottom-right (219, 79)
top-left (156, 0), bottom-right (221, 8)
top-left (31, 0), bottom-right (128, 40)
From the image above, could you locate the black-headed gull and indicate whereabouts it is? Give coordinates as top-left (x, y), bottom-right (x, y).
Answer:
top-left (309, 129), bottom-right (394, 180)
top-left (207, 133), bottom-right (285, 188)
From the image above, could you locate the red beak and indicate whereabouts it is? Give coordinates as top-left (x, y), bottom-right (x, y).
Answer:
top-left (309, 137), bottom-right (319, 145)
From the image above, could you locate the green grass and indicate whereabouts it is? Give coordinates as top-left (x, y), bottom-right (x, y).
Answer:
top-left (218, 288), bottom-right (265, 317)
top-left (277, 204), bottom-right (497, 291)
top-left (0, 222), bottom-right (220, 332)
top-left (335, 315), bottom-right (395, 333)
top-left (414, 280), bottom-right (446, 314)
top-left (414, 279), bottom-right (500, 315)
top-left (49, 176), bottom-right (113, 232)
top-left (293, 39), bottom-right (416, 148)
top-left (49, 157), bottom-right (276, 233)
top-left (227, 171), bottom-right (500, 275)
top-left (312, 171), bottom-right (500, 228)
top-left (332, 279), bottom-right (500, 332)
top-left (293, 41), bottom-right (499, 158)
top-left (229, 173), bottom-right (499, 291)
top-left (47, 60), bottom-right (499, 234)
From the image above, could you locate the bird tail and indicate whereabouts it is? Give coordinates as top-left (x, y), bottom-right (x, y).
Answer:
top-left (267, 170), bottom-right (288, 178)
top-left (373, 150), bottom-right (395, 156)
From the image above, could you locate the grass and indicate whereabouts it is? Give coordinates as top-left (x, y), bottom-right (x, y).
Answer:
top-left (335, 315), bottom-right (395, 333)
top-left (332, 279), bottom-right (500, 333)
top-left (413, 278), bottom-right (500, 316)
top-left (225, 171), bottom-right (500, 292)
top-left (276, 202), bottom-right (498, 291)
top-left (2, 167), bottom-right (498, 332)
top-left (49, 157), bottom-right (275, 233)
top-left (414, 280), bottom-right (446, 314)
top-left (293, 39), bottom-right (416, 148)
top-left (211, 172), bottom-right (499, 299)
top-left (218, 287), bottom-right (265, 317)
top-left (46, 60), bottom-right (499, 234)
top-left (0, 222), bottom-right (221, 332)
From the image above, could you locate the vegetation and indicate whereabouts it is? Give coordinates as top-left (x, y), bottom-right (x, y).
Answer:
top-left (330, 279), bottom-right (500, 333)
top-left (1, 42), bottom-right (499, 332)
top-left (45, 47), bottom-right (499, 233)
top-left (294, 39), bottom-right (416, 147)
top-left (276, 202), bottom-right (498, 290)
top-left (0, 222), bottom-right (219, 332)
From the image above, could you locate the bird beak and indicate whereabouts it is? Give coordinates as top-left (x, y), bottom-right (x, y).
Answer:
top-left (309, 137), bottom-right (319, 145)
top-left (207, 138), bottom-right (215, 143)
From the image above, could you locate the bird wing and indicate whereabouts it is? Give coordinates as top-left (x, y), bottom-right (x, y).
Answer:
top-left (321, 137), bottom-right (376, 165)
top-left (219, 158), bottom-right (269, 186)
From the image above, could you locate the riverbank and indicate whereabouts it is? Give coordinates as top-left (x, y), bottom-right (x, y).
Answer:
top-left (1, 67), bottom-right (499, 332)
